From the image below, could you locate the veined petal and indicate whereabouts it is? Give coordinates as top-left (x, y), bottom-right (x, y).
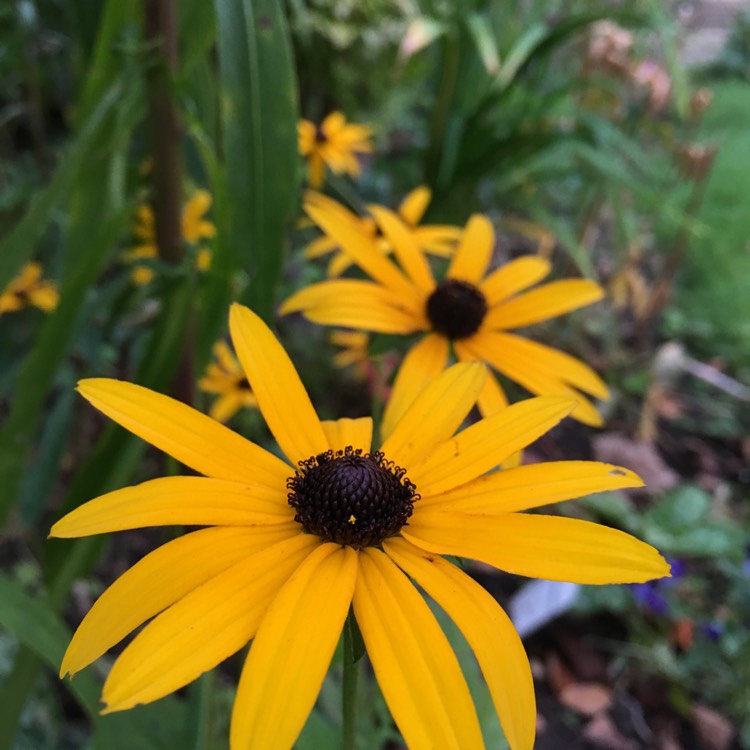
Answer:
top-left (353, 548), bottom-right (485, 750)
top-left (382, 362), bottom-right (485, 468)
top-left (369, 205), bottom-right (435, 293)
top-left (447, 214), bottom-right (494, 283)
top-left (461, 331), bottom-right (605, 426)
top-left (77, 379), bottom-right (290, 487)
top-left (280, 279), bottom-right (423, 334)
top-left (230, 544), bottom-right (358, 750)
top-left (380, 333), bottom-right (450, 441)
top-left (479, 256), bottom-right (551, 306)
top-left (305, 201), bottom-right (417, 300)
top-left (384, 538), bottom-right (535, 750)
top-left (321, 417), bottom-right (373, 453)
top-left (50, 477), bottom-right (293, 537)
top-left (230, 305), bottom-right (328, 465)
top-left (405, 511), bottom-right (671, 584)
top-left (398, 185), bottom-right (431, 226)
top-left (102, 534), bottom-right (319, 712)
top-left (61, 525), bottom-right (298, 677)
top-left (409, 397), bottom-right (574, 496)
top-left (485, 279), bottom-right (603, 330)
top-left (454, 343), bottom-right (508, 416)
top-left (420, 461), bottom-right (643, 511)
top-left (413, 226), bottom-right (462, 256)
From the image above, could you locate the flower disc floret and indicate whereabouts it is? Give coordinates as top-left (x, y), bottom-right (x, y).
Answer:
top-left (427, 278), bottom-right (488, 340)
top-left (287, 446), bottom-right (418, 548)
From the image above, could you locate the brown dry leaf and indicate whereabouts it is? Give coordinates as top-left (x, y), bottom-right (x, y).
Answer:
top-left (583, 713), bottom-right (638, 750)
top-left (559, 682), bottom-right (613, 716)
top-left (692, 704), bottom-right (734, 750)
top-left (593, 434), bottom-right (679, 493)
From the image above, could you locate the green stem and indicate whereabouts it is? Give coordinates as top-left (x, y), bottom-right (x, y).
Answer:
top-left (342, 612), bottom-right (360, 750)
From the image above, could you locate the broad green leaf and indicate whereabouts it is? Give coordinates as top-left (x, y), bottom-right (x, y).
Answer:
top-left (0, 573), bottom-right (100, 718)
top-left (214, 0), bottom-right (299, 322)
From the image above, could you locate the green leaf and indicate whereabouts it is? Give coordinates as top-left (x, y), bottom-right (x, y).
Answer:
top-left (214, 0), bottom-right (299, 322)
top-left (465, 13), bottom-right (500, 74)
top-left (0, 573), bottom-right (101, 718)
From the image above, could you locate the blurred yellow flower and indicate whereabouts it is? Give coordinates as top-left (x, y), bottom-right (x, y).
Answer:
top-left (298, 112), bottom-right (373, 188)
top-left (123, 191), bottom-right (216, 285)
top-left (330, 329), bottom-right (371, 379)
top-left (52, 304), bottom-right (668, 750)
top-left (283, 205), bottom-right (609, 431)
top-left (0, 262), bottom-right (59, 315)
top-left (199, 340), bottom-right (258, 423)
top-left (305, 188), bottom-right (461, 277)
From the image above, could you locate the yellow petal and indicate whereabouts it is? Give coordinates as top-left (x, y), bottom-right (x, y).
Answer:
top-left (76, 379), bottom-right (290, 487)
top-left (230, 544), bottom-right (358, 750)
top-left (209, 391), bottom-right (244, 423)
top-left (353, 548), bottom-right (485, 750)
top-left (50, 477), bottom-right (293, 537)
top-left (382, 362), bottom-right (485, 468)
top-left (384, 538), bottom-right (535, 750)
top-left (321, 417), bottom-right (373, 453)
top-left (305, 201), bottom-right (417, 300)
top-left (280, 279), bottom-right (423, 333)
top-left (454, 343), bottom-right (509, 416)
top-left (447, 214), bottom-right (494, 283)
top-left (405, 511), bottom-right (671, 584)
top-left (61, 525), bottom-right (298, 676)
top-left (412, 225), bottom-right (462, 256)
top-left (102, 533), bottom-right (319, 712)
top-left (380, 333), bottom-right (450, 441)
top-left (369, 205), bottom-right (435, 293)
top-left (398, 185), bottom-right (431, 226)
top-left (229, 304), bottom-right (328, 465)
top-left (420, 461), bottom-right (644, 511)
top-left (461, 331), bottom-right (606, 426)
top-left (479, 256), bottom-right (551, 306)
top-left (409, 396), bottom-right (574, 496)
top-left (485, 279), bottom-right (604, 330)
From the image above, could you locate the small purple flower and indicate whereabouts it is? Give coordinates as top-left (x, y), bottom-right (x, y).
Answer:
top-left (700, 622), bottom-right (723, 641)
top-left (631, 582), bottom-right (669, 615)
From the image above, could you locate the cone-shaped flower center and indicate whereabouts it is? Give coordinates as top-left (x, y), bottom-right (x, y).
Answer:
top-left (237, 376), bottom-right (251, 391)
top-left (287, 446), bottom-right (418, 548)
top-left (426, 278), bottom-right (488, 340)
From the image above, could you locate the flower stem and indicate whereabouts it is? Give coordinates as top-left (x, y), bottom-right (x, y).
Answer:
top-left (342, 612), bottom-right (360, 750)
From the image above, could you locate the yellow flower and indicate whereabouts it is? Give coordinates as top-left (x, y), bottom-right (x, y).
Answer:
top-left (304, 188), bottom-right (461, 277)
top-left (123, 191), bottom-right (216, 285)
top-left (0, 262), bottom-right (59, 315)
top-left (330, 329), bottom-right (371, 380)
top-left (298, 112), bottom-right (373, 188)
top-left (282, 205), bottom-right (610, 432)
top-left (51, 304), bottom-right (668, 750)
top-left (199, 340), bottom-right (258, 422)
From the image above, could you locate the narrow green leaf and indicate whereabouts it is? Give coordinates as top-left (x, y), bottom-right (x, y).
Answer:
top-left (214, 0), bottom-right (300, 322)
top-left (465, 13), bottom-right (500, 75)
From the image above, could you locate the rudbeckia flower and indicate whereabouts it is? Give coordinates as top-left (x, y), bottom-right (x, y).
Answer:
top-left (304, 188), bottom-right (461, 277)
top-left (298, 112), bottom-right (373, 188)
top-left (52, 304), bottom-right (668, 750)
top-left (198, 340), bottom-right (258, 422)
top-left (330, 329), bottom-right (371, 379)
top-left (282, 205), bottom-right (609, 432)
top-left (123, 191), bottom-right (216, 285)
top-left (0, 262), bottom-right (59, 315)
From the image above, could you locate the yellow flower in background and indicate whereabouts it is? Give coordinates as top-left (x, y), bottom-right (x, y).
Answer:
top-left (51, 304), bottom-right (668, 750)
top-left (330, 329), bottom-right (371, 380)
top-left (123, 191), bottom-right (216, 285)
top-left (199, 340), bottom-right (258, 423)
top-left (304, 188), bottom-right (461, 277)
top-left (0, 262), bottom-right (59, 315)
top-left (298, 111), bottom-right (373, 188)
top-left (282, 204), bottom-right (610, 433)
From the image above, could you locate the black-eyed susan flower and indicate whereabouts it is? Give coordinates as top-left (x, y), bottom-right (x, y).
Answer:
top-left (0, 262), bottom-right (59, 315)
top-left (298, 112), bottom-right (373, 188)
top-left (123, 191), bottom-right (216, 284)
top-left (282, 204), bottom-right (609, 433)
top-left (198, 340), bottom-right (258, 423)
top-left (330, 329), bottom-right (371, 380)
top-left (304, 188), bottom-right (461, 277)
top-left (52, 304), bottom-right (668, 750)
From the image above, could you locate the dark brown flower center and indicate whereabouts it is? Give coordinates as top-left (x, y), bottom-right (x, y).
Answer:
top-left (237, 376), bottom-right (251, 391)
top-left (287, 447), bottom-right (418, 548)
top-left (315, 125), bottom-right (328, 144)
top-left (426, 278), bottom-right (488, 340)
